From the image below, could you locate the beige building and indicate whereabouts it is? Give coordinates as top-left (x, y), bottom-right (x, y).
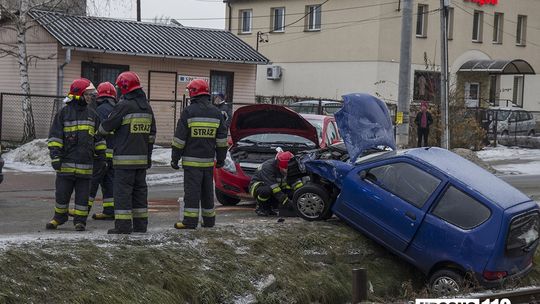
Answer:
top-left (226, 0), bottom-right (540, 111)
top-left (0, 10), bottom-right (267, 143)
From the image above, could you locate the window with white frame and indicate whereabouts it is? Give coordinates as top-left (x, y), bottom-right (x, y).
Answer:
top-left (516, 15), bottom-right (527, 45)
top-left (493, 12), bottom-right (503, 43)
top-left (447, 7), bottom-right (454, 40)
top-left (271, 7), bottom-right (285, 32)
top-left (305, 5), bottom-right (321, 31)
top-left (239, 9), bottom-right (252, 34)
top-left (513, 76), bottom-right (524, 107)
top-left (472, 10), bottom-right (483, 42)
top-left (416, 4), bottom-right (428, 37)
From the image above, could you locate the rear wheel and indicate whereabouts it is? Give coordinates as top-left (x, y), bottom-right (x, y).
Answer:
top-left (292, 183), bottom-right (332, 221)
top-left (215, 188), bottom-right (241, 206)
top-left (501, 130), bottom-right (509, 136)
top-left (429, 269), bottom-right (464, 296)
top-left (528, 130), bottom-right (535, 137)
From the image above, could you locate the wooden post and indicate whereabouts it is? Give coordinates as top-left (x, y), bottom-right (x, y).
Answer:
top-left (352, 268), bottom-right (368, 304)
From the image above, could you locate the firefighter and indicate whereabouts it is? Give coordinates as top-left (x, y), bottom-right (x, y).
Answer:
top-left (88, 82), bottom-right (118, 220)
top-left (171, 79), bottom-right (228, 229)
top-left (99, 72), bottom-right (156, 234)
top-left (46, 78), bottom-right (107, 231)
top-left (249, 151), bottom-right (304, 216)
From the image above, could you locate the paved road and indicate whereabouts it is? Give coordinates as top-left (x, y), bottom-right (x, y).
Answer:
top-left (0, 168), bottom-right (538, 237)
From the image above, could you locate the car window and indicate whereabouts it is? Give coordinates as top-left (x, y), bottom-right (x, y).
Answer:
top-left (324, 103), bottom-right (342, 115)
top-left (325, 122), bottom-right (338, 144)
top-left (509, 111), bottom-right (518, 122)
top-left (519, 111), bottom-right (529, 121)
top-left (496, 110), bottom-right (511, 121)
top-left (432, 185), bottom-right (491, 230)
top-left (366, 162), bottom-right (441, 208)
top-left (306, 119), bottom-right (323, 142)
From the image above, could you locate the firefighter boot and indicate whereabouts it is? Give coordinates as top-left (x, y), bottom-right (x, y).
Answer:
top-left (45, 218), bottom-right (67, 230)
top-left (74, 222), bottom-right (86, 231)
top-left (174, 222), bottom-right (196, 230)
top-left (92, 213), bottom-right (114, 220)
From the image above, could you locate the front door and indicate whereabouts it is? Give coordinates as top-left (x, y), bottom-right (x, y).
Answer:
top-left (148, 71), bottom-right (177, 144)
top-left (465, 82), bottom-right (480, 107)
top-left (337, 160), bottom-right (442, 252)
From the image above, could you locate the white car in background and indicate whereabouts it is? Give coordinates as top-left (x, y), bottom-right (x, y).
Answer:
top-left (488, 107), bottom-right (536, 136)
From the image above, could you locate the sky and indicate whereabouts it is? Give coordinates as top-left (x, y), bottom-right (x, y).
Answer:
top-left (87, 0), bottom-right (226, 29)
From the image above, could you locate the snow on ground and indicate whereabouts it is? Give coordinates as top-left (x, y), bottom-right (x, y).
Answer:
top-left (151, 147), bottom-right (171, 166)
top-left (477, 145), bottom-right (540, 175)
top-left (146, 172), bottom-right (183, 186)
top-left (2, 139), bottom-right (53, 172)
top-left (477, 145), bottom-right (540, 162)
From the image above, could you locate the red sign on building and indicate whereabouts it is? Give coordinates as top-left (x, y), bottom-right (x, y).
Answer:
top-left (464, 0), bottom-right (498, 6)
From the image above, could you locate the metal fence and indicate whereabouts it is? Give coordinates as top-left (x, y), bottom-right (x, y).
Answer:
top-left (0, 93), bottom-right (64, 144)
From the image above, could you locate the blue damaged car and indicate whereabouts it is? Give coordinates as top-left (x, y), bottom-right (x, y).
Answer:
top-left (294, 93), bottom-right (540, 294)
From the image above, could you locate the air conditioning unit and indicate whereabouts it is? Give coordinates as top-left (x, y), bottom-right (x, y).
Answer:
top-left (266, 65), bottom-right (282, 80)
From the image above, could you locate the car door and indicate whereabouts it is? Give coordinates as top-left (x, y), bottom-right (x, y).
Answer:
top-left (508, 111), bottom-right (518, 134)
top-left (336, 159), bottom-right (443, 252)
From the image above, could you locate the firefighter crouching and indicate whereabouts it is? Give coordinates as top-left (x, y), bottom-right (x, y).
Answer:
top-left (88, 82), bottom-right (118, 220)
top-left (99, 72), bottom-right (156, 234)
top-left (171, 79), bottom-right (228, 229)
top-left (46, 78), bottom-right (106, 231)
top-left (249, 151), bottom-right (304, 216)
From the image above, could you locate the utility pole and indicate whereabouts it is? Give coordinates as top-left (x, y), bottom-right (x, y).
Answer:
top-left (440, 0), bottom-right (450, 149)
top-left (137, 0), bottom-right (141, 22)
top-left (396, 0), bottom-right (413, 148)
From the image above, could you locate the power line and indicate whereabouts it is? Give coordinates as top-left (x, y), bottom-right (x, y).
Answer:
top-left (261, 9), bottom-right (440, 48)
top-left (122, 1), bottom-right (398, 22)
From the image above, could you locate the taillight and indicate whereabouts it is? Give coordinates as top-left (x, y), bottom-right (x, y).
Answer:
top-left (483, 271), bottom-right (508, 281)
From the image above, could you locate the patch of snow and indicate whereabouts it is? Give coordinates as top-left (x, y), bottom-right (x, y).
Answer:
top-left (146, 172), bottom-right (183, 186)
top-left (152, 148), bottom-right (171, 166)
top-left (492, 161), bottom-right (540, 175)
top-left (477, 145), bottom-right (540, 162)
top-left (233, 294), bottom-right (256, 304)
top-left (2, 139), bottom-right (54, 172)
top-left (255, 274), bottom-right (276, 291)
top-left (303, 249), bottom-right (327, 255)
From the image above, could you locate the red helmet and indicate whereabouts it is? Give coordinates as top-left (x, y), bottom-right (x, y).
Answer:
top-left (68, 78), bottom-right (94, 100)
top-left (276, 151), bottom-right (294, 170)
top-left (186, 79), bottom-right (209, 97)
top-left (115, 71), bottom-right (142, 95)
top-left (97, 82), bottom-right (117, 99)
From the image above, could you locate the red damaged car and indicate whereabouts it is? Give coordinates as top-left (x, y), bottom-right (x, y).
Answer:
top-left (214, 104), bottom-right (340, 206)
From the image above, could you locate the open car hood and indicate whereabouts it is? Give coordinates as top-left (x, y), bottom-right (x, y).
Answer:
top-left (230, 104), bottom-right (319, 146)
top-left (335, 93), bottom-right (396, 162)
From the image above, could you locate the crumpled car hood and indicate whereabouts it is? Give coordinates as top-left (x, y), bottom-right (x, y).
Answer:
top-left (335, 93), bottom-right (396, 162)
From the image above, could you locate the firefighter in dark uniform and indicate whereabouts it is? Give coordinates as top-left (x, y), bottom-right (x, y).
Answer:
top-left (99, 72), bottom-right (156, 234)
top-left (46, 78), bottom-right (107, 231)
top-left (171, 79), bottom-right (228, 229)
top-left (249, 151), bottom-right (304, 216)
top-left (88, 82), bottom-right (117, 220)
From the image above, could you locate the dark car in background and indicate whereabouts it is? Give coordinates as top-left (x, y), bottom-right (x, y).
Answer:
top-left (288, 100), bottom-right (342, 115)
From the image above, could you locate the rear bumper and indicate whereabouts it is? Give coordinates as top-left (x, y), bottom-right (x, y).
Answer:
top-left (477, 262), bottom-right (534, 288)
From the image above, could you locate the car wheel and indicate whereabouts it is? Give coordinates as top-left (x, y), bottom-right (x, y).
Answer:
top-left (215, 188), bottom-right (241, 206)
top-left (292, 183), bottom-right (332, 221)
top-left (528, 130), bottom-right (535, 137)
top-left (429, 269), bottom-right (464, 296)
top-left (501, 130), bottom-right (509, 136)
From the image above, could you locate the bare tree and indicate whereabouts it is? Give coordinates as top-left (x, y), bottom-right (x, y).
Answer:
top-left (0, 0), bottom-right (84, 142)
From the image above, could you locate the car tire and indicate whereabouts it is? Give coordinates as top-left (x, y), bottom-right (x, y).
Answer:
top-left (215, 188), bottom-right (241, 206)
top-left (501, 130), bottom-right (509, 136)
top-left (292, 183), bottom-right (332, 221)
top-left (528, 130), bottom-right (535, 137)
top-left (429, 269), bottom-right (464, 296)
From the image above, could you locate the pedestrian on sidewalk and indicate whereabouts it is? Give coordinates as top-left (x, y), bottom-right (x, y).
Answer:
top-left (171, 79), bottom-right (228, 229)
top-left (46, 78), bottom-right (106, 231)
top-left (415, 101), bottom-right (433, 147)
top-left (99, 72), bottom-right (156, 234)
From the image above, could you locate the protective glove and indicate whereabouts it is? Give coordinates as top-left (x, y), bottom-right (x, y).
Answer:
top-left (52, 158), bottom-right (62, 171)
top-left (171, 160), bottom-right (180, 170)
top-left (215, 160), bottom-right (224, 168)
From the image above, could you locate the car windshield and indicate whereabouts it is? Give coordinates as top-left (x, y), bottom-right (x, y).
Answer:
top-left (239, 134), bottom-right (316, 148)
top-left (306, 119), bottom-right (323, 141)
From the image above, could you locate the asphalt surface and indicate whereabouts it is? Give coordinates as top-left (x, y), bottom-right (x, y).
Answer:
top-left (0, 166), bottom-right (539, 237)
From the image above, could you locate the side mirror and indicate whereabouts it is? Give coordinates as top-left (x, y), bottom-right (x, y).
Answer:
top-left (359, 170), bottom-right (367, 180)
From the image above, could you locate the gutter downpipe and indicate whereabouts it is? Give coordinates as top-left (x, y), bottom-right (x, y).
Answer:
top-left (57, 48), bottom-right (72, 98)
top-left (225, 0), bottom-right (232, 32)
